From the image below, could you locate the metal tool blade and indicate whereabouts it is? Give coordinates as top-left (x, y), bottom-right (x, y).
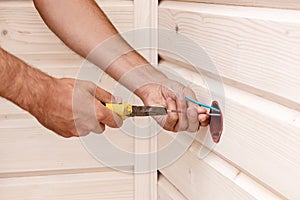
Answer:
top-left (129, 106), bottom-right (167, 117)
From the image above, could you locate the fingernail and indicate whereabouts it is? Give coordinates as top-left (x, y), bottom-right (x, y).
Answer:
top-left (113, 96), bottom-right (123, 103)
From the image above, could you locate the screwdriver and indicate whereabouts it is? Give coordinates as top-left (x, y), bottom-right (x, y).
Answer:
top-left (103, 102), bottom-right (220, 120)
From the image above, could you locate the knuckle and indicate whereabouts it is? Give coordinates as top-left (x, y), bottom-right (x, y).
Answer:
top-left (78, 129), bottom-right (90, 136)
top-left (168, 113), bottom-right (178, 122)
top-left (61, 133), bottom-right (72, 138)
top-left (87, 123), bottom-right (98, 132)
top-left (179, 121), bottom-right (188, 131)
top-left (81, 80), bottom-right (95, 90)
top-left (188, 124), bottom-right (199, 132)
top-left (164, 125), bottom-right (174, 132)
top-left (70, 128), bottom-right (80, 137)
top-left (187, 108), bottom-right (197, 120)
top-left (96, 111), bottom-right (106, 121)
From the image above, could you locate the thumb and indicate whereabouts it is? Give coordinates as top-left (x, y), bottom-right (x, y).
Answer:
top-left (94, 86), bottom-right (123, 128)
top-left (95, 100), bottom-right (123, 128)
top-left (94, 86), bottom-right (115, 103)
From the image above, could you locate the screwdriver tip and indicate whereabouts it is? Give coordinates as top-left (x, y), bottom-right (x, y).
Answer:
top-left (167, 110), bottom-right (221, 116)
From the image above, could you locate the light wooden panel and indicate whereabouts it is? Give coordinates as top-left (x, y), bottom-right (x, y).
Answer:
top-left (159, 2), bottom-right (300, 108)
top-left (162, 0), bottom-right (300, 10)
top-left (0, 1), bottom-right (134, 55)
top-left (134, 1), bottom-right (158, 200)
top-left (0, 171), bottom-right (133, 200)
top-left (159, 60), bottom-right (300, 200)
top-left (0, 118), bottom-right (134, 174)
top-left (159, 132), bottom-right (283, 200)
top-left (16, 54), bottom-right (84, 70)
top-left (158, 174), bottom-right (187, 200)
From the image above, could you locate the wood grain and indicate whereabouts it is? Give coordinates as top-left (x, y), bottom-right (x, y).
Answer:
top-left (162, 0), bottom-right (300, 10)
top-left (15, 53), bottom-right (83, 70)
top-left (158, 174), bottom-right (187, 200)
top-left (158, 131), bottom-right (283, 200)
top-left (0, 118), bottom-right (134, 174)
top-left (159, 1), bottom-right (300, 108)
top-left (0, 1), bottom-right (134, 55)
top-left (159, 134), bottom-right (258, 200)
top-left (0, 171), bottom-right (134, 200)
top-left (159, 60), bottom-right (300, 200)
top-left (134, 1), bottom-right (158, 200)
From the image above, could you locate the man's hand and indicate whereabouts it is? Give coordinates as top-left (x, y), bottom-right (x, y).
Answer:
top-left (136, 80), bottom-right (210, 132)
top-left (31, 78), bottom-right (123, 138)
top-left (0, 48), bottom-right (122, 138)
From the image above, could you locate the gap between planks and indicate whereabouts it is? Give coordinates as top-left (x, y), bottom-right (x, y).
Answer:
top-left (159, 0), bottom-right (300, 10)
top-left (158, 173), bottom-right (188, 200)
top-left (159, 1), bottom-right (300, 23)
top-left (189, 141), bottom-right (287, 200)
top-left (0, 167), bottom-right (132, 179)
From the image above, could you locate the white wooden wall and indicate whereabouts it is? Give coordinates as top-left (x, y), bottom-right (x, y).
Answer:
top-left (0, 0), bottom-right (145, 199)
top-left (157, 1), bottom-right (300, 200)
top-left (1, 0), bottom-right (300, 200)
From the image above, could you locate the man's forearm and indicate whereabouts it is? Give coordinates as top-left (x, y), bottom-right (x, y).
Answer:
top-left (0, 48), bottom-right (53, 114)
top-left (33, 0), bottom-right (167, 98)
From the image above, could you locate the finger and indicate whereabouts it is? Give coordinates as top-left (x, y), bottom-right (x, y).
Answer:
top-left (197, 106), bottom-right (210, 127)
top-left (175, 96), bottom-right (188, 131)
top-left (113, 96), bottom-right (123, 103)
top-left (198, 114), bottom-right (210, 127)
top-left (92, 123), bottom-right (105, 134)
top-left (197, 106), bottom-right (207, 114)
top-left (94, 86), bottom-right (115, 103)
top-left (186, 105), bottom-right (200, 132)
top-left (181, 87), bottom-right (199, 131)
top-left (95, 100), bottom-right (123, 128)
top-left (165, 98), bottom-right (179, 132)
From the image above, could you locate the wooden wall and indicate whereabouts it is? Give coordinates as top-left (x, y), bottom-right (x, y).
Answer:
top-left (157, 1), bottom-right (300, 200)
top-left (1, 0), bottom-right (300, 199)
top-left (0, 0), bottom-right (136, 199)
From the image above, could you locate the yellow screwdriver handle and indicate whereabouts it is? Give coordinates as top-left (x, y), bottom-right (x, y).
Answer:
top-left (105, 102), bottom-right (132, 120)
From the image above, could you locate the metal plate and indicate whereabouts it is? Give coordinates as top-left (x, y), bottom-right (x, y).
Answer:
top-left (209, 101), bottom-right (223, 143)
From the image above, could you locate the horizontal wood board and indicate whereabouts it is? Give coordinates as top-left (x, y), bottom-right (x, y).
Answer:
top-left (0, 1), bottom-right (134, 55)
top-left (0, 171), bottom-right (134, 200)
top-left (158, 174), bottom-right (188, 200)
top-left (158, 132), bottom-right (283, 200)
top-left (158, 60), bottom-right (300, 199)
top-left (161, 0), bottom-right (300, 10)
top-left (159, 1), bottom-right (300, 108)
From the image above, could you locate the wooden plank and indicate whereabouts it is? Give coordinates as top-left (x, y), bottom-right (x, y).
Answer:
top-left (158, 60), bottom-right (300, 200)
top-left (134, 0), bottom-right (158, 64)
top-left (0, 118), bottom-right (134, 174)
top-left (0, 171), bottom-right (134, 200)
top-left (159, 137), bottom-right (255, 199)
top-left (162, 0), bottom-right (300, 10)
top-left (158, 174), bottom-right (188, 200)
top-left (0, 1), bottom-right (134, 54)
top-left (134, 1), bottom-right (158, 200)
top-left (159, 2), bottom-right (300, 108)
top-left (158, 132), bottom-right (283, 200)
top-left (15, 54), bottom-right (84, 70)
